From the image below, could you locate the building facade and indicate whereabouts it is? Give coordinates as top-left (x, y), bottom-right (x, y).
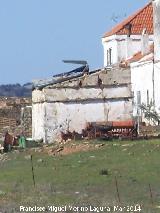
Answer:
top-left (32, 67), bottom-right (132, 143)
top-left (102, 0), bottom-right (160, 123)
top-left (102, 2), bottom-right (153, 66)
top-left (32, 0), bottom-right (160, 143)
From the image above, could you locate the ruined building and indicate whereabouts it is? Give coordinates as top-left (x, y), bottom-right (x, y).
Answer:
top-left (32, 66), bottom-right (132, 143)
top-left (32, 0), bottom-right (160, 143)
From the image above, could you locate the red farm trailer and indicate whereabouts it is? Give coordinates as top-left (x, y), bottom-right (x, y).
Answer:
top-left (84, 120), bottom-right (138, 140)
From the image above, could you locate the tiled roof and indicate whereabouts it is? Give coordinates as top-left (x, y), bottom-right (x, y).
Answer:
top-left (127, 51), bottom-right (143, 63)
top-left (103, 2), bottom-right (153, 38)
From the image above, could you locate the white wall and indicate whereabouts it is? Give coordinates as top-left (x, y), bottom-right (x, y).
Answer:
top-left (130, 59), bottom-right (160, 125)
top-left (32, 103), bottom-right (46, 141)
top-left (32, 68), bottom-right (133, 143)
top-left (154, 61), bottom-right (160, 111)
top-left (33, 100), bottom-right (133, 143)
top-left (153, 0), bottom-right (160, 61)
top-left (131, 60), bottom-right (153, 117)
top-left (103, 35), bottom-right (118, 66)
top-left (102, 35), bottom-right (153, 66)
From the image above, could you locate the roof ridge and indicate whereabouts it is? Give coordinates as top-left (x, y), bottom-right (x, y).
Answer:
top-left (103, 2), bottom-right (152, 38)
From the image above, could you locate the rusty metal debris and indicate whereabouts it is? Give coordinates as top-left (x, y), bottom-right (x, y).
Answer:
top-left (84, 120), bottom-right (138, 140)
top-left (61, 131), bottom-right (83, 142)
top-left (60, 120), bottom-right (138, 141)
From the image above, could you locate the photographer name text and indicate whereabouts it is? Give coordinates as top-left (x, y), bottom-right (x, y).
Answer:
top-left (19, 204), bottom-right (142, 212)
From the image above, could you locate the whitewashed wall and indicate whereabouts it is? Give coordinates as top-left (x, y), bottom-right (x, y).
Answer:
top-left (102, 35), bottom-right (118, 65)
top-left (154, 61), bottom-right (160, 111)
top-left (32, 69), bottom-right (133, 143)
top-left (153, 0), bottom-right (160, 61)
top-left (32, 99), bottom-right (132, 143)
top-left (152, 0), bottom-right (160, 111)
top-left (130, 60), bottom-right (153, 116)
top-left (32, 102), bottom-right (46, 141)
top-left (102, 35), bottom-right (153, 66)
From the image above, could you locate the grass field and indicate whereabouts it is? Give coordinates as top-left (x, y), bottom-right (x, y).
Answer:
top-left (0, 139), bottom-right (160, 212)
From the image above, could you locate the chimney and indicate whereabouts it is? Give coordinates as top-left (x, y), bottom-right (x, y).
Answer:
top-left (153, 0), bottom-right (160, 61)
top-left (125, 24), bottom-right (132, 58)
top-left (141, 28), bottom-right (149, 55)
top-left (125, 36), bottom-right (132, 59)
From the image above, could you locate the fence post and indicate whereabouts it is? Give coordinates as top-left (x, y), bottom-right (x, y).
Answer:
top-left (31, 155), bottom-right (36, 187)
top-left (115, 176), bottom-right (121, 203)
top-left (149, 184), bottom-right (154, 206)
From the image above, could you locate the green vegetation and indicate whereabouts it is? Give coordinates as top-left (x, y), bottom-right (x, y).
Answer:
top-left (0, 139), bottom-right (160, 212)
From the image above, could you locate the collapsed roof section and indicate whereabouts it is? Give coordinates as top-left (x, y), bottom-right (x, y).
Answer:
top-left (32, 64), bottom-right (116, 90)
top-left (120, 44), bottom-right (154, 67)
top-left (33, 65), bottom-right (90, 90)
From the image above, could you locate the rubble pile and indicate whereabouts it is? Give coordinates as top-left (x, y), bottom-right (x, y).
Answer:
top-left (33, 141), bottom-right (105, 156)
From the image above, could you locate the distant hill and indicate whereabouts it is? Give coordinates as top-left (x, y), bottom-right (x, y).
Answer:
top-left (0, 83), bottom-right (32, 97)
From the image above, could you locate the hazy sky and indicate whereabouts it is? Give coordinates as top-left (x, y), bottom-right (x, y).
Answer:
top-left (0, 0), bottom-right (148, 84)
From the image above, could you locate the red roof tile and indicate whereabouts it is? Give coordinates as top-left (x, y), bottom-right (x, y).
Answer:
top-left (125, 44), bottom-right (154, 64)
top-left (127, 52), bottom-right (143, 63)
top-left (103, 2), bottom-right (153, 38)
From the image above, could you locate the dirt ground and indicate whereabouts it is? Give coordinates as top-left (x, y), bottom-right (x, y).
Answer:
top-left (36, 140), bottom-right (105, 156)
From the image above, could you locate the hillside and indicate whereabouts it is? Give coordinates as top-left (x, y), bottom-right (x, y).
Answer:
top-left (0, 83), bottom-right (32, 97)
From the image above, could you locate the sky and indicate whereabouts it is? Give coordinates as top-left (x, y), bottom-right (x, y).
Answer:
top-left (0, 0), bottom-right (149, 84)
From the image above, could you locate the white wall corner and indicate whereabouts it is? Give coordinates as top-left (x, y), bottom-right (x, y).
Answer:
top-left (141, 29), bottom-right (149, 55)
top-left (153, 0), bottom-right (160, 61)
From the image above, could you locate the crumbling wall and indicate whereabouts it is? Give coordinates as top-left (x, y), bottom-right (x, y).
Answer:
top-left (131, 60), bottom-right (153, 117)
top-left (42, 100), bottom-right (132, 143)
top-left (21, 106), bottom-right (32, 137)
top-left (0, 97), bottom-right (32, 138)
top-left (32, 68), bottom-right (133, 143)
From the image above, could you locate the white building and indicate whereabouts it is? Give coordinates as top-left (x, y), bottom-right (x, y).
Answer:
top-left (32, 0), bottom-right (160, 143)
top-left (32, 66), bottom-right (132, 143)
top-left (102, 0), bottom-right (160, 123)
top-left (102, 2), bottom-right (153, 66)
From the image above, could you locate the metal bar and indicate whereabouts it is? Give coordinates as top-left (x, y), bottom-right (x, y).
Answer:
top-left (63, 60), bottom-right (87, 65)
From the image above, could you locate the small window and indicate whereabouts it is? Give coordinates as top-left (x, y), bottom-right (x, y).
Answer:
top-left (107, 48), bottom-right (112, 66)
top-left (137, 91), bottom-right (141, 106)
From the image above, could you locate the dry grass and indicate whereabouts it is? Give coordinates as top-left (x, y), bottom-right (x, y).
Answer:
top-left (0, 139), bottom-right (160, 212)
